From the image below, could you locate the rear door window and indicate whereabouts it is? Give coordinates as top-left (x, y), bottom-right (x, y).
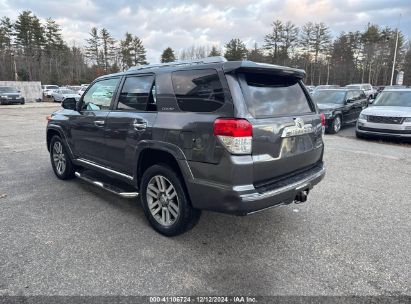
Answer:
top-left (117, 75), bottom-right (156, 111)
top-left (240, 73), bottom-right (313, 118)
top-left (172, 69), bottom-right (225, 112)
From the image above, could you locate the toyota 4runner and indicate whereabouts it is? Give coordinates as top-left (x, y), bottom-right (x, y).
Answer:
top-left (46, 57), bottom-right (326, 236)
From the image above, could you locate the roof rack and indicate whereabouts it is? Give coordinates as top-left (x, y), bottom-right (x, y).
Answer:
top-left (127, 56), bottom-right (227, 71)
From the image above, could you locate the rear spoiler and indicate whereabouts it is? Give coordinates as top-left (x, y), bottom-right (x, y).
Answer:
top-left (222, 61), bottom-right (306, 79)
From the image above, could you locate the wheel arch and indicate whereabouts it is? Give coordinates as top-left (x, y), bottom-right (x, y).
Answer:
top-left (135, 147), bottom-right (193, 198)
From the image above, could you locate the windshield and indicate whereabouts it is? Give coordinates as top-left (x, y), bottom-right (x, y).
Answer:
top-left (373, 91), bottom-right (411, 107)
top-left (313, 90), bottom-right (346, 104)
top-left (61, 89), bottom-right (76, 94)
top-left (241, 73), bottom-right (313, 118)
top-left (0, 87), bottom-right (18, 93)
top-left (346, 85), bottom-right (361, 90)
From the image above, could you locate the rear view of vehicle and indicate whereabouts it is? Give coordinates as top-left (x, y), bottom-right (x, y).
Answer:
top-left (356, 89), bottom-right (411, 139)
top-left (188, 62), bottom-right (326, 216)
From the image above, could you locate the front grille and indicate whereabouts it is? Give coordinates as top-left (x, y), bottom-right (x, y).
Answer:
top-left (254, 162), bottom-right (324, 194)
top-left (367, 115), bottom-right (405, 124)
top-left (358, 126), bottom-right (411, 134)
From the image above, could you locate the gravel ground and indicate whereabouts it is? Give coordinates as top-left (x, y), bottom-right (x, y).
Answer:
top-left (0, 105), bottom-right (410, 296)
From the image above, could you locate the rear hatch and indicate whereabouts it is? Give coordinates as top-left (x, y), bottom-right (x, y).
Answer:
top-left (228, 68), bottom-right (324, 187)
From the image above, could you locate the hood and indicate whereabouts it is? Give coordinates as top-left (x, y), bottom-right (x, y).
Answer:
top-left (361, 106), bottom-right (411, 117)
top-left (317, 103), bottom-right (343, 111)
top-left (63, 94), bottom-right (80, 99)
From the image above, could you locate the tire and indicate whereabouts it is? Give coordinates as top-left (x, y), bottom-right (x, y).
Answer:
top-left (356, 131), bottom-right (367, 139)
top-left (20, 100), bottom-right (25, 105)
top-left (329, 115), bottom-right (342, 134)
top-left (140, 164), bottom-right (201, 236)
top-left (49, 135), bottom-right (75, 180)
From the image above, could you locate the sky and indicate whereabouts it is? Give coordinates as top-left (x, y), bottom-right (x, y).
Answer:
top-left (0, 0), bottom-right (410, 63)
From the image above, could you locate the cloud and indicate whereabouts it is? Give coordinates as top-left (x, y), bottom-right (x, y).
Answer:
top-left (2, 0), bottom-right (410, 63)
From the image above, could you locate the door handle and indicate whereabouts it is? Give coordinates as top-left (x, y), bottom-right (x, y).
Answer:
top-left (132, 121), bottom-right (147, 130)
top-left (94, 120), bottom-right (105, 127)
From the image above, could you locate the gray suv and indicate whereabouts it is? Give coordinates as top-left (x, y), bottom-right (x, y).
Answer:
top-left (46, 57), bottom-right (326, 236)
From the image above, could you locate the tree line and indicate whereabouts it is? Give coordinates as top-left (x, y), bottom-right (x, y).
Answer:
top-left (1, 11), bottom-right (410, 86)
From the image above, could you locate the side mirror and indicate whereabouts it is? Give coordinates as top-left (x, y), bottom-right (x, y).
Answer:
top-left (346, 98), bottom-right (354, 103)
top-left (62, 98), bottom-right (77, 110)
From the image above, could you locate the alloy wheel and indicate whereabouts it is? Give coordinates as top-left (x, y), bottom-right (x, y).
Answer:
top-left (52, 141), bottom-right (66, 175)
top-left (146, 175), bottom-right (179, 227)
top-left (334, 116), bottom-right (341, 133)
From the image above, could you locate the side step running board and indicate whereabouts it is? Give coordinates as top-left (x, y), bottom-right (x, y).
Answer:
top-left (75, 171), bottom-right (139, 198)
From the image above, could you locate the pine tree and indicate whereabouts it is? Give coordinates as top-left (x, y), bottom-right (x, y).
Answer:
top-left (132, 36), bottom-right (147, 66)
top-left (208, 45), bottom-right (221, 57)
top-left (264, 20), bottom-right (283, 63)
top-left (44, 18), bottom-right (63, 49)
top-left (224, 38), bottom-right (248, 61)
top-left (161, 47), bottom-right (176, 63)
top-left (120, 32), bottom-right (133, 70)
top-left (0, 17), bottom-right (13, 51)
top-left (85, 27), bottom-right (100, 66)
top-left (100, 28), bottom-right (116, 72)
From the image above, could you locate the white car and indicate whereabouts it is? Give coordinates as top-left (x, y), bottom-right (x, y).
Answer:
top-left (346, 84), bottom-right (377, 99)
top-left (51, 89), bottom-right (80, 103)
top-left (42, 85), bottom-right (59, 97)
top-left (356, 89), bottom-right (411, 139)
top-left (77, 86), bottom-right (88, 96)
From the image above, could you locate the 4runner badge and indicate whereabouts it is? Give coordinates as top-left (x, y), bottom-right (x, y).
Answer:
top-left (281, 117), bottom-right (314, 138)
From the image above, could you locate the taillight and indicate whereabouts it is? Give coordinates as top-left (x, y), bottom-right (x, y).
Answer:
top-left (213, 118), bottom-right (252, 155)
top-left (320, 113), bottom-right (326, 126)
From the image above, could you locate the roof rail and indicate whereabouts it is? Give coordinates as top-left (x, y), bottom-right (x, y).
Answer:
top-left (127, 56), bottom-right (227, 71)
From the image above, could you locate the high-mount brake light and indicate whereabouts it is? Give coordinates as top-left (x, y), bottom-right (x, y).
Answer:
top-left (213, 118), bottom-right (252, 155)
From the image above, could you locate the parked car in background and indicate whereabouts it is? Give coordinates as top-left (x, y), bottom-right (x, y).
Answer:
top-left (46, 58), bottom-right (326, 236)
top-left (0, 86), bottom-right (25, 105)
top-left (345, 83), bottom-right (377, 99)
top-left (51, 89), bottom-right (81, 102)
top-left (305, 85), bottom-right (315, 94)
top-left (42, 85), bottom-right (59, 97)
top-left (77, 85), bottom-right (88, 96)
top-left (356, 89), bottom-right (411, 139)
top-left (383, 85), bottom-right (407, 90)
top-left (313, 89), bottom-right (367, 134)
top-left (68, 86), bottom-right (82, 92)
top-left (314, 85), bottom-right (340, 92)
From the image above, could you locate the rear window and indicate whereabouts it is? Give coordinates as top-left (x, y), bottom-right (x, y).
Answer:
top-left (241, 73), bottom-right (313, 118)
top-left (172, 69), bottom-right (225, 112)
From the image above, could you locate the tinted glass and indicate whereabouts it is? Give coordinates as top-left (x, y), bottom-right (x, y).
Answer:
top-left (373, 91), bottom-right (411, 107)
top-left (172, 69), bottom-right (225, 112)
top-left (242, 73), bottom-right (312, 118)
top-left (313, 90), bottom-right (346, 104)
top-left (82, 78), bottom-right (119, 111)
top-left (61, 90), bottom-right (76, 94)
top-left (349, 91), bottom-right (361, 100)
top-left (0, 87), bottom-right (18, 93)
top-left (117, 76), bottom-right (155, 111)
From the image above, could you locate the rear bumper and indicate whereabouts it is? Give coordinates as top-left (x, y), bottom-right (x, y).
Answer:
top-left (185, 162), bottom-right (326, 215)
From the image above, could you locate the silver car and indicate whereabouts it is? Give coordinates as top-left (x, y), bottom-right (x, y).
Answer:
top-left (356, 89), bottom-right (411, 139)
top-left (51, 89), bottom-right (80, 103)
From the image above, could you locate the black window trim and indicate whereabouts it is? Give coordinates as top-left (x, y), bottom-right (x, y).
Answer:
top-left (79, 76), bottom-right (122, 112)
top-left (111, 73), bottom-right (157, 113)
top-left (171, 68), bottom-right (226, 113)
top-left (237, 72), bottom-right (315, 119)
